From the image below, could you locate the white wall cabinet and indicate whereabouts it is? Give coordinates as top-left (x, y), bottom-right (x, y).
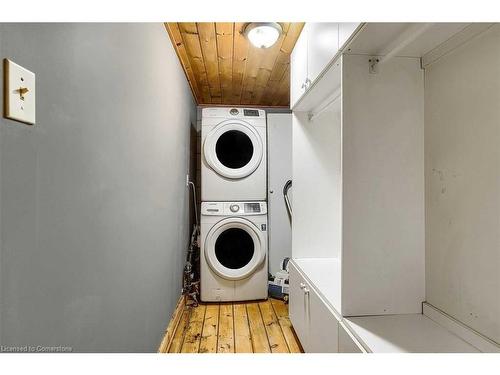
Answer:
top-left (307, 23), bottom-right (339, 85)
top-left (290, 23), bottom-right (360, 108)
top-left (339, 23), bottom-right (360, 49)
top-left (290, 25), bottom-right (308, 108)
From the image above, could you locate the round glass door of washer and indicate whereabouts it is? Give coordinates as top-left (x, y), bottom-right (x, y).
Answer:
top-left (204, 217), bottom-right (266, 280)
top-left (204, 120), bottom-right (263, 179)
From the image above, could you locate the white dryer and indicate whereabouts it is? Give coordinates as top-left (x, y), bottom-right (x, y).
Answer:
top-left (200, 201), bottom-right (268, 302)
top-left (201, 107), bottom-right (267, 201)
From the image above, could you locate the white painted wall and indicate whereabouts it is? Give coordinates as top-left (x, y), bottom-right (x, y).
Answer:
top-left (341, 54), bottom-right (425, 316)
top-left (292, 101), bottom-right (342, 260)
top-left (425, 25), bottom-right (500, 344)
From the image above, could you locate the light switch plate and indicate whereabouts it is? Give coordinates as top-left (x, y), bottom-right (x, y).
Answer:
top-left (3, 58), bottom-right (36, 125)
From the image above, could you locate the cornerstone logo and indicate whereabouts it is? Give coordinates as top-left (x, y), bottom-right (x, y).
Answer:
top-left (1, 345), bottom-right (73, 353)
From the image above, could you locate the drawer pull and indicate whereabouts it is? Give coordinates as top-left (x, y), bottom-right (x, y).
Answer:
top-left (300, 282), bottom-right (306, 289)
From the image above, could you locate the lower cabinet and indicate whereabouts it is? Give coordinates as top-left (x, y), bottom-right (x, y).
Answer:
top-left (289, 263), bottom-right (309, 348)
top-left (289, 262), bottom-right (339, 353)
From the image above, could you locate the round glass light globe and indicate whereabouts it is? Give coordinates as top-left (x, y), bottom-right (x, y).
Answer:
top-left (247, 24), bottom-right (281, 48)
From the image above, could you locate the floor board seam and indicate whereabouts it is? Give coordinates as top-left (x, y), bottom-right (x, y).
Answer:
top-left (197, 303), bottom-right (209, 353)
top-left (178, 307), bottom-right (192, 353)
top-left (270, 299), bottom-right (292, 353)
top-left (232, 303), bottom-right (236, 353)
top-left (245, 303), bottom-right (255, 353)
top-left (216, 303), bottom-right (221, 353)
top-left (258, 302), bottom-right (273, 353)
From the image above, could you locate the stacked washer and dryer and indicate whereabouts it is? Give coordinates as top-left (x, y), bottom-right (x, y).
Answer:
top-left (200, 107), bottom-right (268, 302)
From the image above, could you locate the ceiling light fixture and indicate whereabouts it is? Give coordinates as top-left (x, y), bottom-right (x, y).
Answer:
top-left (244, 22), bottom-right (282, 49)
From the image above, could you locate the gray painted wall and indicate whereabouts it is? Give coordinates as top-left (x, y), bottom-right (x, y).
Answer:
top-left (0, 23), bottom-right (196, 352)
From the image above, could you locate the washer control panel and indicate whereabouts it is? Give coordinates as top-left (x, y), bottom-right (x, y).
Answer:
top-left (201, 201), bottom-right (267, 216)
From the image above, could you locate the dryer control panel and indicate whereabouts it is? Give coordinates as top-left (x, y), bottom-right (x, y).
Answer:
top-left (202, 107), bottom-right (265, 119)
top-left (201, 201), bottom-right (267, 216)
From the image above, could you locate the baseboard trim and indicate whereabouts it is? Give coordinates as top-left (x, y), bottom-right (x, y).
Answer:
top-left (158, 295), bottom-right (187, 353)
top-left (423, 302), bottom-right (500, 353)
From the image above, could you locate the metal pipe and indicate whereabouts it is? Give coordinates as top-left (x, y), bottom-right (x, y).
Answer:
top-left (283, 179), bottom-right (293, 220)
top-left (188, 181), bottom-right (198, 227)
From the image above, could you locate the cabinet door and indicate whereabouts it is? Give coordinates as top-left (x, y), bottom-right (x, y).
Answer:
top-left (307, 23), bottom-right (339, 85)
top-left (288, 263), bottom-right (308, 349)
top-left (290, 24), bottom-right (308, 108)
top-left (338, 322), bottom-right (365, 353)
top-left (307, 287), bottom-right (339, 353)
top-left (339, 23), bottom-right (361, 49)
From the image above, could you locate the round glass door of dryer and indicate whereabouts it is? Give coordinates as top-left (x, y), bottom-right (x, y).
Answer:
top-left (203, 120), bottom-right (263, 179)
top-left (216, 130), bottom-right (253, 169)
top-left (204, 217), bottom-right (266, 280)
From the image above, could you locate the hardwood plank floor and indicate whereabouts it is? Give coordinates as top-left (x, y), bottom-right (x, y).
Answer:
top-left (162, 298), bottom-right (303, 353)
top-left (259, 300), bottom-right (289, 353)
top-left (217, 303), bottom-right (235, 353)
top-left (247, 302), bottom-right (271, 353)
top-left (233, 303), bottom-right (253, 353)
top-left (168, 307), bottom-right (191, 353)
top-left (180, 304), bottom-right (206, 353)
top-left (271, 298), bottom-right (303, 353)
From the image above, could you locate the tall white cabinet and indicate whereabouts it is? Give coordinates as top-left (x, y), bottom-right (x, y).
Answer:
top-left (289, 22), bottom-right (499, 353)
top-left (267, 113), bottom-right (292, 275)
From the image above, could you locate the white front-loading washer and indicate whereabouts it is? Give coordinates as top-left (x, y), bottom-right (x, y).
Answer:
top-left (200, 201), bottom-right (268, 302)
top-left (201, 107), bottom-right (267, 201)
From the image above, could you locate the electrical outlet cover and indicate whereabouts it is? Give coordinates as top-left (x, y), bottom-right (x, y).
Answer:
top-left (3, 59), bottom-right (36, 125)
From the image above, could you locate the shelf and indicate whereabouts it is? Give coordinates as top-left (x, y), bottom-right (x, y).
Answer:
top-left (292, 257), bottom-right (341, 316)
top-left (344, 314), bottom-right (479, 353)
top-left (345, 23), bottom-right (495, 67)
top-left (346, 23), bottom-right (469, 57)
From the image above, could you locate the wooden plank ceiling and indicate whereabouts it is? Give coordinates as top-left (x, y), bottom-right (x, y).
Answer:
top-left (165, 22), bottom-right (304, 107)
